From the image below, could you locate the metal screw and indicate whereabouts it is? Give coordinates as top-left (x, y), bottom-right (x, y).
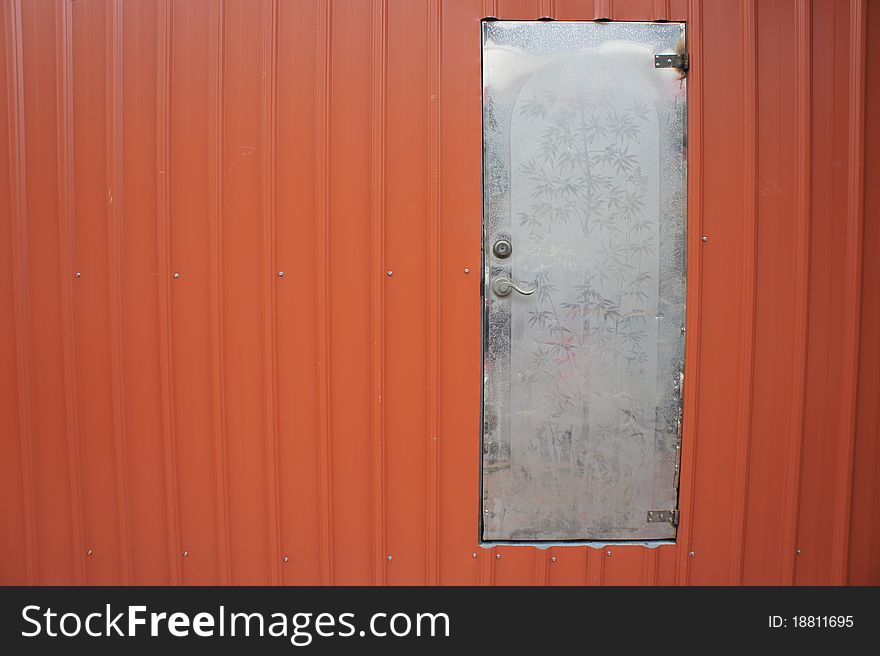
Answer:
top-left (74, 272), bottom-right (81, 278)
top-left (689, 551), bottom-right (695, 558)
top-left (387, 555), bottom-right (392, 561)
top-left (606, 550), bottom-right (612, 557)
top-left (86, 549), bottom-right (93, 556)
top-left (173, 272), bottom-right (180, 279)
top-left (464, 268), bottom-right (470, 274)
top-left (183, 551), bottom-right (189, 557)
top-left (701, 235), bottom-right (708, 242)
top-left (386, 271), bottom-right (393, 277)
top-left (551, 556), bottom-right (557, 563)
top-left (796, 549), bottom-right (803, 557)
top-left (495, 553), bottom-right (501, 559)
top-left (472, 552), bottom-right (477, 558)
top-left (277, 271), bottom-right (285, 277)
top-left (283, 556), bottom-right (289, 563)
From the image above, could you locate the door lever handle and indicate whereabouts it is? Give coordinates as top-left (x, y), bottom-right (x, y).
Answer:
top-left (491, 277), bottom-right (536, 297)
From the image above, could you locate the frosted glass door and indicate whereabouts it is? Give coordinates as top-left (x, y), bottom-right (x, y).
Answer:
top-left (481, 20), bottom-right (688, 541)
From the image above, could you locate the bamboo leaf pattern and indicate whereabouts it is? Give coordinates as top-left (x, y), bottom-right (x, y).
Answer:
top-left (511, 62), bottom-right (662, 499)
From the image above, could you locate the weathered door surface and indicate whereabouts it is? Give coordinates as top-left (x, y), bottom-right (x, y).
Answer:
top-left (482, 21), bottom-right (688, 541)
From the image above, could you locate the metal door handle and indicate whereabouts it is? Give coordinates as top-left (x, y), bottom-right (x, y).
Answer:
top-left (492, 277), bottom-right (535, 297)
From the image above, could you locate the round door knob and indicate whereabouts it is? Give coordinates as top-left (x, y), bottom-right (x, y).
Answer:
top-left (493, 239), bottom-right (512, 259)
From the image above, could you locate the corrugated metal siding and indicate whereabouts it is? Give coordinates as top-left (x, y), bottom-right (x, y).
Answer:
top-left (850, 0), bottom-right (880, 587)
top-left (0, 0), bottom-right (877, 585)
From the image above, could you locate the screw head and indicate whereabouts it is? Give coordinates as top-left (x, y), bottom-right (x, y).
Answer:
top-left (472, 552), bottom-right (477, 558)
top-left (74, 272), bottom-right (81, 278)
top-left (86, 549), bottom-right (93, 556)
top-left (689, 551), bottom-right (695, 558)
top-left (277, 271), bottom-right (285, 277)
top-left (701, 235), bottom-right (708, 242)
top-left (495, 553), bottom-right (501, 559)
top-left (796, 549), bottom-right (803, 557)
top-left (283, 556), bottom-right (289, 562)
top-left (464, 268), bottom-right (470, 274)
top-left (551, 556), bottom-right (557, 562)
top-left (183, 551), bottom-right (189, 557)
top-left (606, 550), bottom-right (612, 557)
top-left (386, 270), bottom-right (393, 277)
top-left (387, 555), bottom-right (392, 561)
top-left (173, 272), bottom-right (180, 279)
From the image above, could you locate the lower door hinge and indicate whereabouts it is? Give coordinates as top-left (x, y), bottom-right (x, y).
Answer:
top-left (647, 509), bottom-right (679, 527)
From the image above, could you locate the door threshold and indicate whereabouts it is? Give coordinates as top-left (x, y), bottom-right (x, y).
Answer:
top-left (479, 539), bottom-right (676, 550)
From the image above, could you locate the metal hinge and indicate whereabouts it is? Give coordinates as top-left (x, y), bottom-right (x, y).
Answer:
top-left (647, 509), bottom-right (679, 527)
top-left (654, 52), bottom-right (689, 71)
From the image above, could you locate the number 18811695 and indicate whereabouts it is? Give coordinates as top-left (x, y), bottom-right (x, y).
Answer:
top-left (769, 616), bottom-right (854, 629)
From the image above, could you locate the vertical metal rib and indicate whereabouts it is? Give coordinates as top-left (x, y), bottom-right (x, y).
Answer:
top-left (315, 0), bottom-right (334, 586)
top-left (4, 0), bottom-right (37, 585)
top-left (108, 0), bottom-right (133, 585)
top-left (833, 0), bottom-right (867, 584)
top-left (369, 0), bottom-right (387, 586)
top-left (208, 0), bottom-right (232, 585)
top-left (653, 0), bottom-right (671, 22)
top-left (540, 1), bottom-right (555, 20)
top-left (426, 0), bottom-right (442, 586)
top-left (260, 0), bottom-right (282, 585)
top-left (156, 0), bottom-right (182, 584)
top-left (782, 0), bottom-right (813, 585)
top-left (534, 550), bottom-right (549, 585)
top-left (730, 0), bottom-right (758, 585)
top-left (676, 0), bottom-right (704, 586)
top-left (55, 0), bottom-right (85, 585)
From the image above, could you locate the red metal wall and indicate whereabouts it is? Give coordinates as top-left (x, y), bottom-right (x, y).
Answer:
top-left (1, 0), bottom-right (877, 585)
